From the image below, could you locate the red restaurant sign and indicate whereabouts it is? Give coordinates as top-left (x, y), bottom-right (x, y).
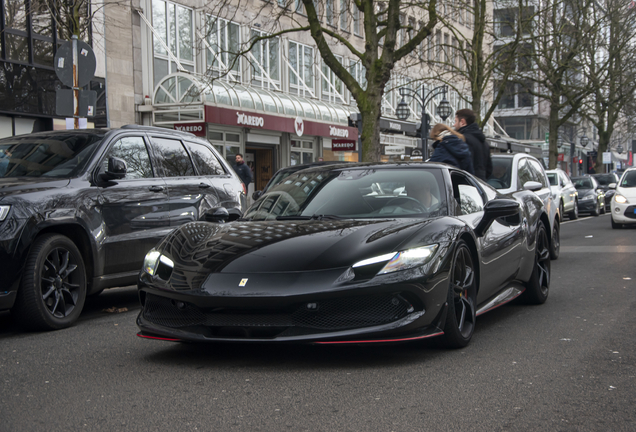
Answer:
top-left (204, 105), bottom-right (357, 139)
top-left (174, 122), bottom-right (206, 136)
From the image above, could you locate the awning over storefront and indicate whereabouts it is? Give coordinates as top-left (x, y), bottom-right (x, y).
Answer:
top-left (152, 73), bottom-right (357, 128)
top-left (487, 136), bottom-right (542, 157)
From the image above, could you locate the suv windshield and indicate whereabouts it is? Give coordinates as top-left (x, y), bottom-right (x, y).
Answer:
top-left (572, 177), bottom-right (593, 189)
top-left (486, 158), bottom-right (513, 189)
top-left (244, 168), bottom-right (447, 221)
top-left (0, 132), bottom-right (105, 178)
top-left (593, 174), bottom-right (615, 186)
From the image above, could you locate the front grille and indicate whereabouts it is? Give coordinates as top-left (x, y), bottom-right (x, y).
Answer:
top-left (142, 292), bottom-right (413, 338)
top-left (623, 206), bottom-right (636, 219)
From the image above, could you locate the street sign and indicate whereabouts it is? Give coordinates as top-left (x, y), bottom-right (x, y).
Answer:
top-left (602, 152), bottom-right (612, 164)
top-left (54, 40), bottom-right (96, 88)
top-left (384, 145), bottom-right (405, 155)
top-left (411, 148), bottom-right (423, 157)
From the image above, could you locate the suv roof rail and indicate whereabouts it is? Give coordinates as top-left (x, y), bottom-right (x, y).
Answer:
top-left (120, 124), bottom-right (195, 137)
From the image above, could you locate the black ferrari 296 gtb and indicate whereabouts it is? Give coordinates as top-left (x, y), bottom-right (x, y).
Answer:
top-left (137, 163), bottom-right (551, 348)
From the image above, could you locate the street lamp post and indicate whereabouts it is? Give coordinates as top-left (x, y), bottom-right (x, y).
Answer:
top-left (396, 85), bottom-right (453, 160)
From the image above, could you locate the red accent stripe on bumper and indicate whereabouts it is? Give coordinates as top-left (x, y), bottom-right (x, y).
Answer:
top-left (137, 333), bottom-right (181, 342)
top-left (314, 332), bottom-right (444, 345)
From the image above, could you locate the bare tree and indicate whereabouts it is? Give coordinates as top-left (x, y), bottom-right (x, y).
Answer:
top-left (580, 0), bottom-right (636, 169)
top-left (201, 0), bottom-right (440, 162)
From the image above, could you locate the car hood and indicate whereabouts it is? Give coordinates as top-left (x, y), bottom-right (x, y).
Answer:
top-left (0, 177), bottom-right (70, 202)
top-left (576, 188), bottom-right (595, 196)
top-left (156, 218), bottom-right (457, 277)
top-left (616, 186), bottom-right (636, 200)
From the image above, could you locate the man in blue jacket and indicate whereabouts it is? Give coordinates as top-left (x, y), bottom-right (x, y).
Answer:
top-left (233, 153), bottom-right (253, 187)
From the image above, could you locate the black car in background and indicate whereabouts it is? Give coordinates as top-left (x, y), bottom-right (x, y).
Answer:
top-left (252, 161), bottom-right (351, 201)
top-left (592, 173), bottom-right (619, 211)
top-left (137, 163), bottom-right (552, 348)
top-left (571, 175), bottom-right (605, 216)
top-left (0, 126), bottom-right (245, 331)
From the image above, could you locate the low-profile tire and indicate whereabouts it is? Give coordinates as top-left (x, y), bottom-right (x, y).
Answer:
top-left (559, 202), bottom-right (565, 222)
top-left (441, 240), bottom-right (477, 349)
top-left (591, 202), bottom-right (600, 216)
top-left (522, 222), bottom-right (550, 305)
top-left (611, 217), bottom-right (622, 229)
top-left (13, 234), bottom-right (87, 331)
top-left (568, 201), bottom-right (579, 220)
top-left (549, 220), bottom-right (560, 260)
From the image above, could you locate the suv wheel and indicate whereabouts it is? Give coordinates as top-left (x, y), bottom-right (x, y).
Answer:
top-left (568, 201), bottom-right (578, 220)
top-left (13, 234), bottom-right (87, 331)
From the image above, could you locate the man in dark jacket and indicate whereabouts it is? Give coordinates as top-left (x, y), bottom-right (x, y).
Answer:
top-left (454, 109), bottom-right (492, 181)
top-left (233, 153), bottom-right (253, 187)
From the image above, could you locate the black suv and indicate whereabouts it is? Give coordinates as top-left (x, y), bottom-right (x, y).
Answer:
top-left (0, 126), bottom-right (245, 330)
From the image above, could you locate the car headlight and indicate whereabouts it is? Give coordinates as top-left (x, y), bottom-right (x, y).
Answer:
top-left (143, 249), bottom-right (174, 280)
top-left (0, 205), bottom-right (10, 221)
top-left (353, 245), bottom-right (438, 275)
top-left (615, 194), bottom-right (628, 204)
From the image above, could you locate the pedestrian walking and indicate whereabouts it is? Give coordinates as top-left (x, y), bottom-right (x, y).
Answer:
top-left (454, 109), bottom-right (492, 181)
top-left (233, 153), bottom-right (253, 187)
top-left (428, 123), bottom-right (474, 174)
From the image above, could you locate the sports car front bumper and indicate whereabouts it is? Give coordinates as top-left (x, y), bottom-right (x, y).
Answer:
top-left (136, 265), bottom-right (451, 344)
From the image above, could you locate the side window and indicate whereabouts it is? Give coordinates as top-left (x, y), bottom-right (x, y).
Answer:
top-left (151, 137), bottom-right (195, 177)
top-left (452, 173), bottom-right (484, 215)
top-left (517, 159), bottom-right (533, 188)
top-left (528, 159), bottom-right (548, 187)
top-left (104, 136), bottom-right (153, 179)
top-left (183, 141), bottom-right (226, 176)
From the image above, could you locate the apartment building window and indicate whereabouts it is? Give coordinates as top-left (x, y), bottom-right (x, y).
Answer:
top-left (152, 0), bottom-right (194, 87)
top-left (452, 37), bottom-right (458, 68)
top-left (349, 60), bottom-right (367, 91)
top-left (353, 5), bottom-right (362, 35)
top-left (205, 15), bottom-right (240, 81)
top-left (436, 31), bottom-right (442, 62)
top-left (291, 140), bottom-right (314, 165)
top-left (321, 56), bottom-right (344, 103)
top-left (326, 0), bottom-right (335, 26)
top-left (295, 0), bottom-right (304, 14)
top-left (444, 33), bottom-right (450, 67)
top-left (340, 0), bottom-right (349, 31)
top-left (496, 81), bottom-right (533, 109)
top-left (289, 41), bottom-right (314, 96)
top-left (250, 30), bottom-right (279, 89)
top-left (428, 36), bottom-right (434, 62)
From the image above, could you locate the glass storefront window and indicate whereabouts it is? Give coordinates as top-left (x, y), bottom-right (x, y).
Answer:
top-left (291, 140), bottom-right (314, 166)
top-left (207, 129), bottom-right (243, 167)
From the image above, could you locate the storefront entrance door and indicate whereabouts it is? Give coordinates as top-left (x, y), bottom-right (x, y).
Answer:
top-left (246, 146), bottom-right (275, 192)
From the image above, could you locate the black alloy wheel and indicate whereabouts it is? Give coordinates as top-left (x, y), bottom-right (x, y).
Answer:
top-left (441, 241), bottom-right (476, 349)
top-left (522, 222), bottom-right (550, 304)
top-left (13, 234), bottom-right (87, 331)
top-left (549, 220), bottom-right (560, 260)
top-left (568, 201), bottom-right (579, 220)
top-left (559, 201), bottom-right (565, 222)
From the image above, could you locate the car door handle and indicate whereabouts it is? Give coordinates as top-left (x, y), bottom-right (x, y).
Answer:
top-left (148, 186), bottom-right (164, 192)
top-left (199, 183), bottom-right (211, 189)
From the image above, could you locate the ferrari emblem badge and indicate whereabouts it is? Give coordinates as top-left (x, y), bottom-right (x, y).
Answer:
top-left (239, 278), bottom-right (248, 287)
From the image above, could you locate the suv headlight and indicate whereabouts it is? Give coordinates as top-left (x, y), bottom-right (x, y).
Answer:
top-left (615, 194), bottom-right (628, 204)
top-left (0, 205), bottom-right (10, 221)
top-left (353, 245), bottom-right (438, 275)
top-left (143, 249), bottom-right (174, 280)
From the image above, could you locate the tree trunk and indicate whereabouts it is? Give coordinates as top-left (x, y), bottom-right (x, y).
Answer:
top-left (358, 96), bottom-right (383, 162)
top-left (548, 104), bottom-right (560, 169)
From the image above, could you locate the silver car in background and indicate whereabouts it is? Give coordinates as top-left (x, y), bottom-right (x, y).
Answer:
top-left (546, 169), bottom-right (579, 220)
top-left (487, 154), bottom-right (561, 260)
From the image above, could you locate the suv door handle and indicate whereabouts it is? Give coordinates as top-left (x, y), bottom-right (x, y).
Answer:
top-left (148, 185), bottom-right (164, 192)
top-left (199, 183), bottom-right (211, 189)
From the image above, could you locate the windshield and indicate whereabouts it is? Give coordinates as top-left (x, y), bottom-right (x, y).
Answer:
top-left (620, 171), bottom-right (636, 188)
top-left (486, 158), bottom-right (513, 189)
top-left (547, 173), bottom-right (558, 186)
top-left (264, 168), bottom-right (297, 193)
top-left (572, 177), bottom-right (593, 189)
top-left (243, 168), bottom-right (447, 221)
top-left (0, 132), bottom-right (105, 178)
top-left (593, 174), bottom-right (614, 186)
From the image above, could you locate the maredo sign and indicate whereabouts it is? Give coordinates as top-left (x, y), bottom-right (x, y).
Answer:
top-left (204, 106), bottom-right (356, 139)
top-left (173, 122), bottom-right (205, 136)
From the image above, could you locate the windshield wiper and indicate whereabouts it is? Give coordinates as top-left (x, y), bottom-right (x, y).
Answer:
top-left (275, 214), bottom-right (344, 221)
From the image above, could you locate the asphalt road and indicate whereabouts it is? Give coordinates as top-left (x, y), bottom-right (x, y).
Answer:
top-left (1, 214), bottom-right (635, 431)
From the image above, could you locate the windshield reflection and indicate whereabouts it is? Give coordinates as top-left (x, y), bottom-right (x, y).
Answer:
top-left (244, 168), bottom-right (447, 221)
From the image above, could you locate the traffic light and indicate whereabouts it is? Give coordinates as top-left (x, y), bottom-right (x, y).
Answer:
top-left (579, 158), bottom-right (583, 165)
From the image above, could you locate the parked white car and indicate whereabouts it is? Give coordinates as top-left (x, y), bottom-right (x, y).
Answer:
top-left (610, 167), bottom-right (636, 229)
top-left (488, 154), bottom-right (561, 259)
top-left (546, 169), bottom-right (579, 220)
